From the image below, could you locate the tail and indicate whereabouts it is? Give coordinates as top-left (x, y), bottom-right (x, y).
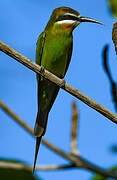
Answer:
top-left (33, 112), bottom-right (48, 173)
top-left (34, 111), bottom-right (48, 137)
top-left (33, 136), bottom-right (42, 174)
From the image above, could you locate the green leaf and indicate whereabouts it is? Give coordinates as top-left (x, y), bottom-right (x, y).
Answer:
top-left (111, 145), bottom-right (117, 153)
top-left (0, 159), bottom-right (41, 180)
top-left (91, 174), bottom-right (105, 180)
top-left (91, 166), bottom-right (117, 180)
top-left (108, 0), bottom-right (117, 18)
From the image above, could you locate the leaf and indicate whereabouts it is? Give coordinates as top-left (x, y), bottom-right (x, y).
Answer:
top-left (108, 0), bottom-right (117, 18)
top-left (0, 159), bottom-right (40, 180)
top-left (111, 145), bottom-right (117, 153)
top-left (91, 174), bottom-right (105, 180)
top-left (91, 166), bottom-right (117, 180)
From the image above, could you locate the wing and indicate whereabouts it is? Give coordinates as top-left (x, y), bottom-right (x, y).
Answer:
top-left (33, 32), bottom-right (46, 173)
top-left (64, 39), bottom-right (73, 76)
top-left (34, 31), bottom-right (46, 135)
top-left (36, 31), bottom-right (46, 81)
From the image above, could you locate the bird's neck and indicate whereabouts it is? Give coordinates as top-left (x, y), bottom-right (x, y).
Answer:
top-left (46, 23), bottom-right (73, 36)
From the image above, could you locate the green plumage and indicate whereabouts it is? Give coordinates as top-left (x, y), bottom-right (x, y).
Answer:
top-left (33, 19), bottom-right (73, 172)
top-left (34, 28), bottom-right (73, 137)
top-left (33, 6), bottom-right (103, 173)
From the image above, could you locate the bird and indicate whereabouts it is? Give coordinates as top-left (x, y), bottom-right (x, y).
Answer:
top-left (33, 6), bottom-right (103, 173)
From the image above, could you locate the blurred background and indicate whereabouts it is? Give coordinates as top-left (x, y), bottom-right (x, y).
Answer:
top-left (0, 0), bottom-right (117, 179)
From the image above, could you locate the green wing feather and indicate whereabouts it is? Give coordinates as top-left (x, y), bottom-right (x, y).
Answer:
top-left (35, 31), bottom-right (59, 137)
top-left (35, 31), bottom-right (73, 136)
top-left (36, 32), bottom-right (46, 81)
top-left (33, 32), bottom-right (46, 173)
top-left (34, 31), bottom-right (47, 136)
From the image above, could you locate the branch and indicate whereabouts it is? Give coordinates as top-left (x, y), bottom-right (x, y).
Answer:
top-left (0, 160), bottom-right (74, 171)
top-left (70, 101), bottom-right (79, 155)
top-left (112, 22), bottom-right (117, 55)
top-left (0, 161), bottom-right (29, 170)
top-left (34, 164), bottom-right (75, 171)
top-left (0, 41), bottom-right (117, 124)
top-left (102, 45), bottom-right (117, 110)
top-left (1, 100), bottom-right (117, 179)
top-left (0, 100), bottom-right (34, 136)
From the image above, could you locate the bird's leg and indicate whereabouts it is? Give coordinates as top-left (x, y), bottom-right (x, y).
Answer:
top-left (40, 66), bottom-right (66, 88)
top-left (40, 66), bottom-right (45, 75)
top-left (59, 79), bottom-right (66, 88)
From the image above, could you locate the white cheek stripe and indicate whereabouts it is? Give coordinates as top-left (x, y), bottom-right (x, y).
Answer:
top-left (56, 20), bottom-right (76, 24)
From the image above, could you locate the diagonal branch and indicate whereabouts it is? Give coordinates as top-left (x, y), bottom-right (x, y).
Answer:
top-left (1, 100), bottom-right (117, 179)
top-left (0, 100), bottom-right (34, 136)
top-left (0, 41), bottom-right (117, 124)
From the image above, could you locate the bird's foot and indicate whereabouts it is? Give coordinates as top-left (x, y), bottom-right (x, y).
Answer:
top-left (60, 79), bottom-right (66, 88)
top-left (40, 66), bottom-right (45, 75)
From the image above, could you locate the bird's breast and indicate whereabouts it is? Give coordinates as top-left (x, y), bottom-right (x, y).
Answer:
top-left (41, 32), bottom-right (73, 78)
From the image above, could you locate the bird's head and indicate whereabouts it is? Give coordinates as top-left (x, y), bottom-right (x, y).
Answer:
top-left (46, 7), bottom-right (104, 32)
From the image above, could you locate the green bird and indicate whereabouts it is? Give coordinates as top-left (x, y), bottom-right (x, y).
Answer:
top-left (33, 6), bottom-right (103, 172)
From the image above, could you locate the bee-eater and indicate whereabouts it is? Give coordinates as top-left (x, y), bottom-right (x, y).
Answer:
top-left (33, 6), bottom-right (103, 172)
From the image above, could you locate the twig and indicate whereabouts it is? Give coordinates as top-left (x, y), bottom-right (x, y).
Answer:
top-left (0, 100), bottom-right (34, 136)
top-left (0, 100), bottom-right (117, 179)
top-left (112, 22), bottom-right (117, 55)
top-left (0, 161), bottom-right (29, 170)
top-left (0, 160), bottom-right (74, 171)
top-left (103, 45), bottom-right (113, 82)
top-left (70, 101), bottom-right (79, 155)
top-left (35, 164), bottom-right (75, 171)
top-left (0, 41), bottom-right (117, 124)
top-left (102, 45), bottom-right (117, 110)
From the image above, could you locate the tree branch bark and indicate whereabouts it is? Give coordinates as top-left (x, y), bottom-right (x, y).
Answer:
top-left (0, 41), bottom-right (117, 124)
top-left (0, 161), bottom-right (74, 171)
top-left (70, 101), bottom-right (79, 155)
top-left (1, 100), bottom-right (117, 179)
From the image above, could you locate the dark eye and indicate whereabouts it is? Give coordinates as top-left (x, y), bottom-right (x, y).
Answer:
top-left (56, 14), bottom-right (78, 22)
top-left (64, 15), bottom-right (71, 19)
top-left (56, 15), bottom-right (71, 22)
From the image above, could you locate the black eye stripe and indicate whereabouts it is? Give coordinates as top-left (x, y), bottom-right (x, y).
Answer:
top-left (56, 14), bottom-right (78, 22)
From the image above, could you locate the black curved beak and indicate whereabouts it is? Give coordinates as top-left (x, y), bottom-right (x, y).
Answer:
top-left (78, 16), bottom-right (104, 25)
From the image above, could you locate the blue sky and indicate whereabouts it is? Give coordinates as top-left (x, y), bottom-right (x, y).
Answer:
top-left (0, 0), bottom-right (117, 180)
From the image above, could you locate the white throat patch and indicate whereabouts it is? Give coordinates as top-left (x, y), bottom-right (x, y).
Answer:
top-left (56, 20), bottom-right (76, 24)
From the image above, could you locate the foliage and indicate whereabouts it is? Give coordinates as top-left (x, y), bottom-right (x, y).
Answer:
top-left (0, 159), bottom-right (40, 180)
top-left (91, 166), bottom-right (117, 180)
top-left (108, 0), bottom-right (117, 18)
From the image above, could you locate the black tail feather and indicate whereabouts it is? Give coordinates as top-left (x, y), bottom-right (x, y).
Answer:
top-left (33, 136), bottom-right (42, 174)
